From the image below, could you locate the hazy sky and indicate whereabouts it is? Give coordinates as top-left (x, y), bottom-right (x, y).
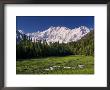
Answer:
top-left (16, 16), bottom-right (94, 33)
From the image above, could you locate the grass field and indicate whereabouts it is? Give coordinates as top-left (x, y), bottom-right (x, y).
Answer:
top-left (16, 55), bottom-right (94, 74)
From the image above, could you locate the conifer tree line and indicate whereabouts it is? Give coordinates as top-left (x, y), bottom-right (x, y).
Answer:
top-left (16, 30), bottom-right (94, 59)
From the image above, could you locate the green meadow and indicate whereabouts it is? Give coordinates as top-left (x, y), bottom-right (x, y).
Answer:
top-left (16, 55), bottom-right (94, 74)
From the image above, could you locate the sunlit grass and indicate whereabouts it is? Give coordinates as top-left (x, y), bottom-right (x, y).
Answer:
top-left (16, 55), bottom-right (94, 74)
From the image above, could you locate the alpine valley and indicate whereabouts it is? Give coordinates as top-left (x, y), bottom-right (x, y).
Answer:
top-left (16, 25), bottom-right (94, 74)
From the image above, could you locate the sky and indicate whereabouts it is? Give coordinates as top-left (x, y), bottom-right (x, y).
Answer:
top-left (16, 16), bottom-right (94, 33)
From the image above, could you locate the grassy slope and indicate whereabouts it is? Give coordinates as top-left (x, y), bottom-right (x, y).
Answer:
top-left (16, 55), bottom-right (94, 74)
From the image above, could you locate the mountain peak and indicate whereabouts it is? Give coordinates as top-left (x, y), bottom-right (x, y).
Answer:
top-left (23, 26), bottom-right (91, 43)
top-left (18, 30), bottom-right (25, 34)
top-left (48, 26), bottom-right (70, 32)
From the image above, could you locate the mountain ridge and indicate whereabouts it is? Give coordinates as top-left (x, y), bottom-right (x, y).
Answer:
top-left (16, 26), bottom-right (92, 43)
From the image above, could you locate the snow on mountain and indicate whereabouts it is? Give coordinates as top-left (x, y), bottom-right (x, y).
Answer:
top-left (18, 30), bottom-right (25, 34)
top-left (16, 30), bottom-right (26, 43)
top-left (26, 26), bottom-right (90, 43)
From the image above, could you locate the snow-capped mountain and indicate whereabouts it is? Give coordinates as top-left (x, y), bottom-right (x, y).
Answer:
top-left (16, 30), bottom-right (26, 43)
top-left (26, 26), bottom-right (90, 43)
top-left (16, 26), bottom-right (91, 43)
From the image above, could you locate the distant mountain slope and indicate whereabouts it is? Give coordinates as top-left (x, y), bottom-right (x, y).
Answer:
top-left (16, 30), bottom-right (30, 43)
top-left (78, 30), bottom-right (94, 42)
top-left (16, 30), bottom-right (25, 43)
top-left (75, 30), bottom-right (94, 56)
